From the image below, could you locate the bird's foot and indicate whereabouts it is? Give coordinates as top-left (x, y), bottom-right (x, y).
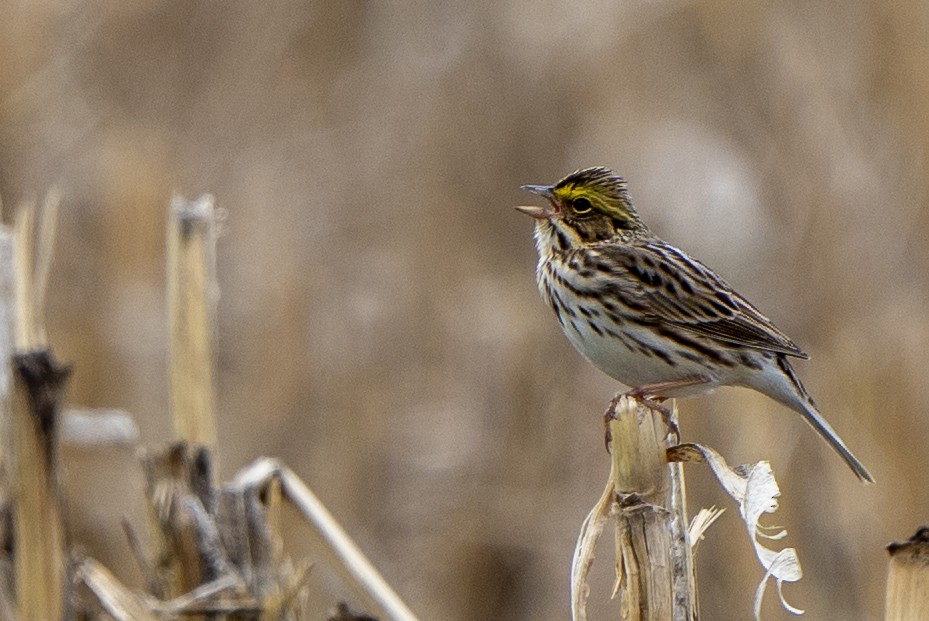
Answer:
top-left (603, 391), bottom-right (679, 448)
top-left (603, 377), bottom-right (707, 446)
top-left (638, 397), bottom-right (680, 443)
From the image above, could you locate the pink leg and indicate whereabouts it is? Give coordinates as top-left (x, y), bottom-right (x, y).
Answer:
top-left (605, 376), bottom-right (710, 444)
top-left (626, 376), bottom-right (711, 400)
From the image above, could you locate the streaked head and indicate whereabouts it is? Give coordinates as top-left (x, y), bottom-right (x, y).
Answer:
top-left (516, 167), bottom-right (647, 245)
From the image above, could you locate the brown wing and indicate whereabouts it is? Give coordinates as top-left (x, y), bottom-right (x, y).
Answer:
top-left (594, 240), bottom-right (809, 359)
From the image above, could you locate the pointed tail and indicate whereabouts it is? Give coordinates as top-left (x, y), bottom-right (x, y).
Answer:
top-left (795, 398), bottom-right (875, 483)
top-left (776, 357), bottom-right (874, 483)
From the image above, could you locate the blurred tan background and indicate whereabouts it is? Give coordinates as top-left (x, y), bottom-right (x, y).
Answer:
top-left (2, 1), bottom-right (928, 619)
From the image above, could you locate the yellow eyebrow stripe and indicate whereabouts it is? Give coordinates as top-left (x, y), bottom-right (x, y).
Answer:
top-left (553, 185), bottom-right (608, 211)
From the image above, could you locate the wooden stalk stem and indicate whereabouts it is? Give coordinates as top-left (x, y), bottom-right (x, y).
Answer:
top-left (235, 458), bottom-right (421, 621)
top-left (608, 396), bottom-right (697, 621)
top-left (0, 230), bottom-right (13, 621)
top-left (886, 527), bottom-right (929, 621)
top-left (11, 353), bottom-right (70, 621)
top-left (4, 196), bottom-right (70, 621)
top-left (167, 195), bottom-right (219, 449)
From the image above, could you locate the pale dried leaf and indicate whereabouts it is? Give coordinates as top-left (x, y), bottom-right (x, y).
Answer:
top-left (570, 478), bottom-right (615, 621)
top-left (61, 407), bottom-right (139, 446)
top-left (687, 443), bottom-right (804, 618)
top-left (754, 549), bottom-right (804, 618)
top-left (688, 506), bottom-right (725, 550)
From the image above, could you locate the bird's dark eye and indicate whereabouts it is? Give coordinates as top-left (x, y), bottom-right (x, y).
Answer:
top-left (572, 197), bottom-right (593, 214)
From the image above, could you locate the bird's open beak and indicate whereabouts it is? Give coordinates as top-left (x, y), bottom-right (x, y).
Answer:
top-left (521, 184), bottom-right (555, 199)
top-left (516, 184), bottom-right (558, 219)
top-left (514, 205), bottom-right (553, 219)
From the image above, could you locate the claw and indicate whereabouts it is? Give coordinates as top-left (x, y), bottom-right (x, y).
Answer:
top-left (604, 389), bottom-right (682, 446)
top-left (638, 397), bottom-right (680, 443)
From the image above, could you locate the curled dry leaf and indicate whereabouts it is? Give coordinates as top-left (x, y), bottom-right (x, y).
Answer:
top-left (672, 442), bottom-right (804, 619)
top-left (569, 478), bottom-right (615, 621)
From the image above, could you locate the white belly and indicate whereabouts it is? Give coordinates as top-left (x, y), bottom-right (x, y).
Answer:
top-left (539, 256), bottom-right (726, 396)
top-left (559, 317), bottom-right (722, 396)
